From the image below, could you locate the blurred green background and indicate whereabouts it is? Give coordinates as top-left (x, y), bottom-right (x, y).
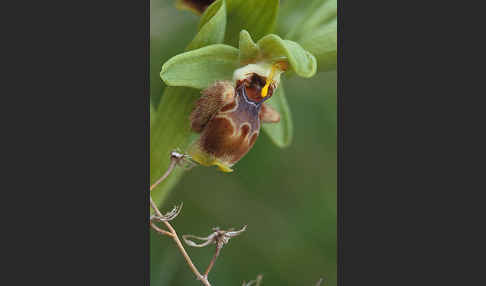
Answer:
top-left (150, 1), bottom-right (336, 285)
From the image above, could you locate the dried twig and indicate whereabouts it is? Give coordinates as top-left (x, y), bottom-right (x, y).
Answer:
top-left (150, 221), bottom-right (172, 237)
top-left (150, 202), bottom-right (210, 285)
top-left (150, 151), bottom-right (246, 285)
top-left (150, 151), bottom-right (193, 192)
top-left (149, 151), bottom-right (212, 285)
top-left (183, 225), bottom-right (247, 278)
top-left (151, 203), bottom-right (183, 222)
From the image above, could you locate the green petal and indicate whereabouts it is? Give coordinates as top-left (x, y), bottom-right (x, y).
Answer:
top-left (224, 0), bottom-right (279, 47)
top-left (160, 44), bottom-right (239, 89)
top-left (238, 30), bottom-right (260, 65)
top-left (262, 83), bottom-right (293, 148)
top-left (257, 34), bottom-right (317, 78)
top-left (187, 0), bottom-right (227, 51)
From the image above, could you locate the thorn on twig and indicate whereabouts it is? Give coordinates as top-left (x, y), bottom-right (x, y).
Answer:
top-left (242, 274), bottom-right (263, 286)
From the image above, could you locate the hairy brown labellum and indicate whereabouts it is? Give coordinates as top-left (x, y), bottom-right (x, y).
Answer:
top-left (188, 68), bottom-right (282, 172)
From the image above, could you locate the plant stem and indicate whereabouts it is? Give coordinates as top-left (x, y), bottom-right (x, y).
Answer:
top-left (150, 221), bottom-right (173, 237)
top-left (204, 245), bottom-right (222, 278)
top-left (150, 155), bottom-right (177, 191)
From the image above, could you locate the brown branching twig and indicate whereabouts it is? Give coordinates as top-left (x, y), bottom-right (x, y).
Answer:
top-left (150, 205), bottom-right (212, 285)
top-left (150, 202), bottom-right (207, 284)
top-left (150, 150), bottom-right (246, 286)
top-left (150, 151), bottom-right (211, 285)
